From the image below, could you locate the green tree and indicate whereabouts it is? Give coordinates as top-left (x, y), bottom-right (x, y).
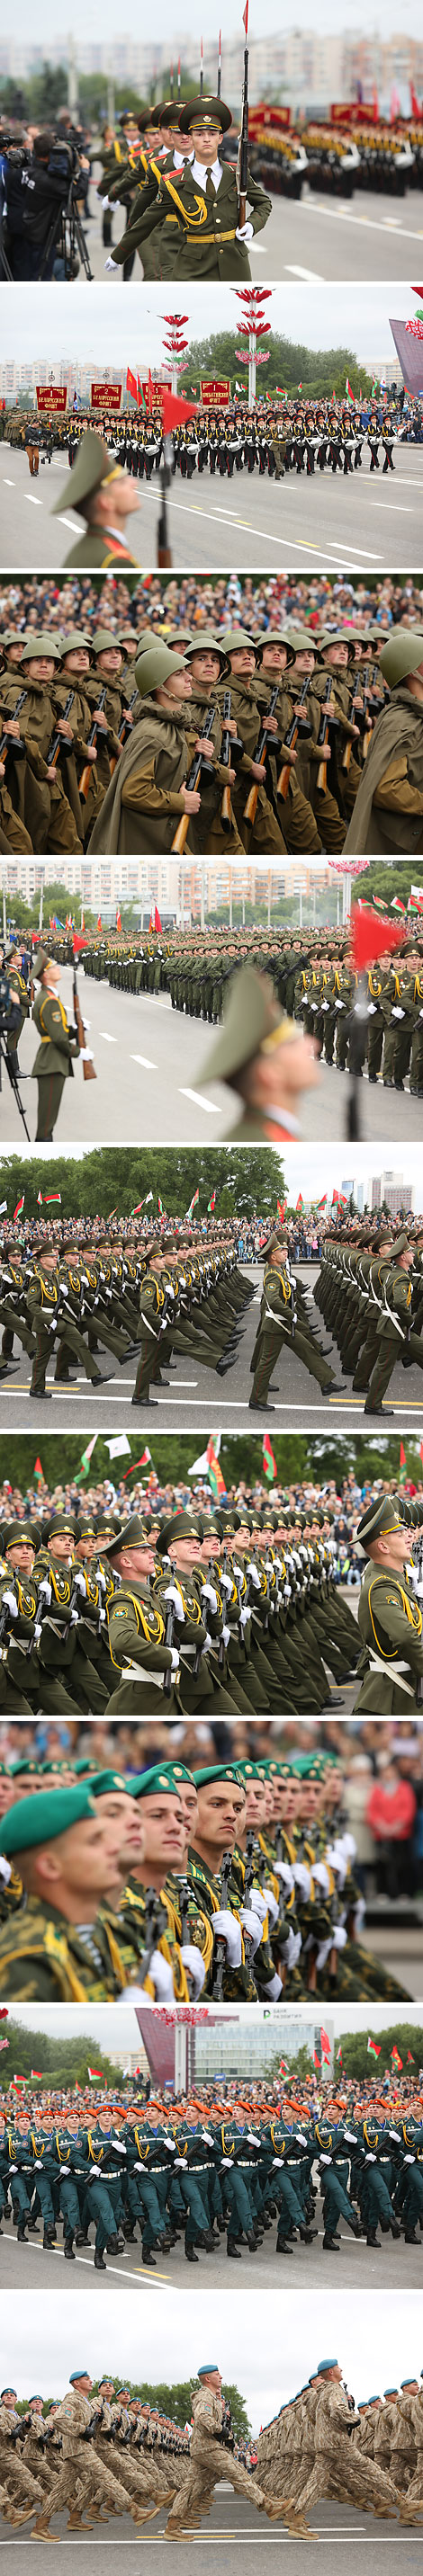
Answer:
top-left (15, 2380), bottom-right (250, 2436)
top-left (337, 2024), bottom-right (423, 2080)
top-left (2, 1430), bottom-right (421, 1502)
top-left (0, 1145), bottom-right (284, 1222)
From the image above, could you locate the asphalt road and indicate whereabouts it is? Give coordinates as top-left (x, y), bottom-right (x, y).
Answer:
top-left (2, 442), bottom-right (422, 574)
top-left (85, 176), bottom-right (423, 281)
top-left (3, 1263), bottom-right (423, 1433)
top-left (1, 973), bottom-right (418, 1146)
top-left (1, 2495), bottom-right (422, 2569)
top-left (1, 2191), bottom-right (420, 2289)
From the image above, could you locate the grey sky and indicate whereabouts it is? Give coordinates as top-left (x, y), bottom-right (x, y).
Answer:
top-left (2, 1142), bottom-right (421, 1201)
top-left (4, 1), bottom-right (423, 48)
top-left (0, 2286), bottom-right (419, 2414)
top-left (0, 281), bottom-right (416, 375)
top-left (7, 1996), bottom-right (423, 2041)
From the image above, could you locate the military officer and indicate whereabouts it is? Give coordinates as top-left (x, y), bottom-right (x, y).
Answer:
top-left (355, 1493), bottom-right (423, 1714)
top-left (31, 948), bottom-right (81, 1143)
top-left (51, 430), bottom-right (142, 570)
top-left (345, 630), bottom-right (423, 855)
top-left (108, 94), bottom-right (272, 282)
top-left (200, 962), bottom-right (320, 1137)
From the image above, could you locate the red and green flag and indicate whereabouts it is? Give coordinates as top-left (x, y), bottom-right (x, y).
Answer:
top-left (206, 1435), bottom-right (225, 1499)
top-left (399, 1441), bottom-right (407, 1483)
top-left (13, 1196), bottom-right (24, 1220)
top-left (43, 1191), bottom-right (61, 1206)
top-left (295, 1192), bottom-right (303, 1212)
top-left (208, 1190), bottom-right (216, 1213)
top-left (76, 1434), bottom-right (98, 1484)
top-left (185, 1188), bottom-right (200, 1217)
top-left (263, 1431), bottom-right (277, 1484)
top-left (367, 2037), bottom-right (381, 2058)
top-left (276, 1199), bottom-right (286, 1220)
top-left (158, 1195), bottom-right (166, 1217)
top-left (391, 2046), bottom-right (403, 2068)
top-left (33, 1457), bottom-right (44, 1484)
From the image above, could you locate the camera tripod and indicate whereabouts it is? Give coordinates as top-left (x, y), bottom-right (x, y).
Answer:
top-left (0, 1032), bottom-right (31, 1140)
top-left (39, 174), bottom-right (93, 281)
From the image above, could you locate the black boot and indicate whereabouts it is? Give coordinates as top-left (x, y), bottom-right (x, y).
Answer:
top-left (94, 2249), bottom-right (106, 2269)
top-left (64, 2240), bottom-right (76, 2260)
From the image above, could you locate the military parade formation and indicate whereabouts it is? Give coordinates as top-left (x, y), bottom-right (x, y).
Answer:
top-left (4, 2070), bottom-right (423, 2271)
top-left (5, 396), bottom-right (406, 488)
top-left (0, 1738), bottom-right (414, 2001)
top-left (1, 611), bottom-right (422, 850)
top-left (3, 2356), bottom-right (423, 2536)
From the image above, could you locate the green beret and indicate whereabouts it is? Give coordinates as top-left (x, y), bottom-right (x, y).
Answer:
top-left (86, 1771), bottom-right (132, 1797)
top-left (1, 1784), bottom-right (96, 1857)
top-left (192, 1765), bottom-right (245, 1791)
top-left (130, 1767), bottom-right (186, 1801)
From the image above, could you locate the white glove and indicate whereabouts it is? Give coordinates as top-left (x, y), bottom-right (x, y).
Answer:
top-left (312, 1863), bottom-right (330, 1894)
top-left (180, 1943), bottom-right (206, 1998)
top-left (344, 2132), bottom-right (358, 2146)
top-left (38, 1577), bottom-right (51, 1603)
top-left (263, 1972), bottom-right (283, 1999)
top-left (202, 1630), bottom-right (214, 1653)
top-left (33, 2159), bottom-right (43, 2170)
top-left (148, 1950), bottom-right (175, 2000)
top-left (112, 2139), bottom-right (126, 2154)
top-left (212, 1908), bottom-right (242, 1967)
top-left (248, 1564), bottom-right (260, 1589)
top-left (292, 1862), bottom-right (311, 1897)
top-left (316, 1937), bottom-right (333, 1972)
top-left (163, 1584), bottom-right (184, 1620)
top-left (133, 2161), bottom-right (145, 2172)
top-left (367, 1002), bottom-right (376, 1016)
top-left (201, 2130), bottom-right (214, 2145)
top-left (202, 1584), bottom-right (218, 1613)
top-left (239, 1606), bottom-right (249, 1630)
top-left (104, 254), bottom-right (117, 271)
top-left (69, 1609), bottom-right (79, 1627)
top-left (221, 2155), bottom-right (234, 2168)
top-left (220, 1572), bottom-right (233, 1595)
top-left (320, 2153), bottom-right (332, 2167)
top-left (58, 2167), bottom-right (70, 2178)
top-left (404, 2153), bottom-right (416, 2164)
top-left (392, 1006), bottom-right (404, 1020)
top-left (240, 1905), bottom-right (262, 1957)
top-left (247, 1887), bottom-right (268, 1924)
top-left (274, 1860), bottom-right (294, 1894)
top-left (364, 2153), bottom-right (376, 2164)
top-left (89, 2164), bottom-right (101, 2178)
top-left (72, 1570), bottom-right (86, 1595)
top-left (335, 1001), bottom-right (345, 1011)
top-left (236, 219), bottom-right (253, 240)
top-left (170, 1645), bottom-right (180, 1672)
top-left (80, 1047), bottom-right (94, 1063)
top-left (262, 1884), bottom-right (279, 1930)
top-left (221, 1622), bottom-right (230, 1647)
top-left (332, 1925), bottom-right (347, 1950)
top-left (281, 1928), bottom-right (302, 1970)
top-left (2, 1591), bottom-right (18, 1617)
top-left (174, 2156), bottom-right (187, 2170)
top-left (353, 1900), bottom-right (365, 1939)
top-left (247, 2130), bottom-right (260, 2146)
top-left (272, 2156), bottom-right (284, 2169)
top-left (8, 2162), bottom-right (18, 2173)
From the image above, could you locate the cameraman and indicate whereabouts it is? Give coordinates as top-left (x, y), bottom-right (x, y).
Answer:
top-left (0, 950), bottom-right (21, 1067)
top-left (5, 129), bottom-right (83, 279)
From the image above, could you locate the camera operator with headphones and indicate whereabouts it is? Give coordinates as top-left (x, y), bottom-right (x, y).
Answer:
top-left (4, 127), bottom-right (87, 279)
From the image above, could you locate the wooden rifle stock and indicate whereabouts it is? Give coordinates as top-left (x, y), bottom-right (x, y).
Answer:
top-left (171, 703), bottom-right (215, 853)
top-left (78, 686), bottom-right (107, 800)
top-left (244, 682), bottom-right (279, 824)
top-left (47, 689), bottom-right (75, 770)
top-left (316, 675), bottom-right (332, 793)
top-left (277, 673), bottom-right (310, 798)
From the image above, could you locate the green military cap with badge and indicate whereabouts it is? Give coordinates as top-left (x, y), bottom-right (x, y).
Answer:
top-left (200, 965), bottom-right (295, 1092)
top-left (156, 1511), bottom-right (202, 1553)
top-left (102, 1512), bottom-right (151, 1555)
top-left (51, 432), bottom-right (125, 521)
top-left (356, 1495), bottom-right (404, 1553)
top-left (178, 94), bottom-right (232, 133)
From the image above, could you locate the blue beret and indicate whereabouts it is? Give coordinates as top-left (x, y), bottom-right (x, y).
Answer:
top-left (197, 2365), bottom-right (219, 2378)
top-left (69, 2372), bottom-right (90, 2385)
top-left (317, 2358), bottom-right (338, 2375)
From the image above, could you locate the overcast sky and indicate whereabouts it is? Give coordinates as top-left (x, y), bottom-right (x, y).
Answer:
top-left (0, 281), bottom-right (416, 375)
top-left (7, 1997), bottom-right (423, 2042)
top-left (6, 1), bottom-right (423, 48)
top-left (1, 2286), bottom-right (419, 2412)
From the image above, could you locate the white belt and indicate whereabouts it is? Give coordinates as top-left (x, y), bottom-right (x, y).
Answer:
top-left (364, 1651), bottom-right (414, 1698)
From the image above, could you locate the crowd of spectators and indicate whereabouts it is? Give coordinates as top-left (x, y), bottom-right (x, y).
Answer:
top-left (1, 572), bottom-right (422, 642)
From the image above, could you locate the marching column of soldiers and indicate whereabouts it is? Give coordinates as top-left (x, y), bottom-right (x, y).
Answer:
top-left (2, 616), bottom-right (423, 856)
top-left (0, 1734), bottom-right (414, 2000)
top-left (4, 2079), bottom-right (423, 2270)
top-left (5, 401), bottom-right (403, 484)
top-left (2, 2358), bottom-right (423, 2536)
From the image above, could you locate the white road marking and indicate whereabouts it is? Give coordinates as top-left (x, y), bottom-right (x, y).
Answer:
top-left (296, 197), bottom-right (423, 241)
top-left (1, 2226), bottom-right (172, 2286)
top-left (179, 1087), bottom-right (220, 1111)
top-left (99, 1030), bottom-right (117, 1042)
top-left (284, 263), bottom-right (323, 279)
top-left (3, 477), bottom-right (15, 486)
top-left (372, 504), bottom-right (412, 513)
top-left (58, 515), bottom-right (82, 530)
top-left (130, 1053), bottom-right (158, 1067)
top-left (24, 493), bottom-right (42, 504)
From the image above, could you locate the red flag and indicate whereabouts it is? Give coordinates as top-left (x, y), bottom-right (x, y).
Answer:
top-left (350, 905), bottom-right (404, 974)
top-left (407, 2050), bottom-right (415, 2063)
top-left (31, 2068), bottom-right (42, 2079)
top-left (391, 2046), bottom-right (403, 2067)
top-left (116, 907), bottom-right (122, 932)
top-left (87, 2064), bottom-right (104, 2081)
top-left (295, 1192), bottom-right (303, 1211)
top-left (243, 1), bottom-right (248, 28)
top-left (97, 914), bottom-right (102, 932)
top-left (276, 1199), bottom-right (286, 1220)
top-left (154, 904), bottom-right (162, 932)
top-left (73, 931), bottom-right (88, 953)
top-left (161, 391), bottom-right (198, 434)
top-left (263, 1431), bottom-right (277, 1483)
top-left (126, 367), bottom-right (138, 401)
top-left (122, 1448), bottom-right (151, 1478)
top-left (320, 2028), bottom-right (331, 2059)
top-left (13, 1196), bottom-right (24, 1220)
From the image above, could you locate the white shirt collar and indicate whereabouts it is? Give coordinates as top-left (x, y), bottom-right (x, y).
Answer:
top-left (191, 155), bottom-right (222, 190)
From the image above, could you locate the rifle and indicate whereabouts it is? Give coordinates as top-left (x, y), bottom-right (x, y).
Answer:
top-left (277, 673), bottom-right (310, 798)
top-left (178, 1875), bottom-right (192, 1946)
top-left (212, 1850), bottom-right (232, 1999)
top-left (0, 689), bottom-right (28, 762)
top-left (47, 689), bottom-right (75, 769)
top-left (315, 674), bottom-right (333, 793)
top-left (78, 686), bottom-right (107, 800)
top-left (341, 668), bottom-right (362, 772)
top-left (138, 1886), bottom-right (168, 1990)
top-left (171, 704), bottom-right (216, 852)
top-left (243, 683), bottom-right (279, 824)
top-left (110, 685), bottom-right (139, 775)
top-left (73, 959), bottom-right (96, 1083)
top-left (163, 1588), bottom-right (176, 1698)
top-left (220, 689), bottom-right (234, 831)
top-left (237, 0), bottom-right (249, 233)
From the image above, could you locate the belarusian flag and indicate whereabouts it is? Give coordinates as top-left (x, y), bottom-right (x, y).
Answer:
top-left (87, 2065), bottom-right (104, 2081)
top-left (33, 1457), bottom-right (44, 1482)
top-left (320, 2028), bottom-right (331, 2060)
top-left (332, 1190), bottom-right (339, 1204)
top-left (400, 1440), bottom-right (407, 1482)
top-left (296, 1192), bottom-right (303, 1211)
top-left (208, 1190), bottom-right (216, 1213)
top-left (336, 2044), bottom-right (343, 2063)
top-left (76, 1434), bottom-right (98, 1483)
top-left (13, 1196), bottom-right (24, 1219)
top-left (206, 1435), bottom-right (225, 1499)
top-left (279, 2057), bottom-right (288, 2073)
top-left (31, 2068), bottom-right (42, 2078)
top-left (409, 886), bottom-right (423, 911)
top-left (122, 1447), bottom-right (151, 1479)
top-left (346, 374), bottom-right (354, 398)
top-left (107, 1208), bottom-right (118, 1220)
top-left (263, 1431), bottom-right (277, 1483)
top-left (130, 1202), bottom-right (144, 1217)
top-left (44, 1191), bottom-right (61, 1206)
top-left (391, 2046), bottom-right (403, 2067)
top-left (367, 2037), bottom-right (381, 2057)
top-left (158, 1195), bottom-right (166, 1216)
top-left (317, 1193), bottom-right (327, 1208)
top-left (407, 2050), bottom-right (415, 2063)
top-left (37, 1190), bottom-right (43, 1206)
top-left (185, 1189), bottom-right (200, 1217)
top-left (392, 896), bottom-right (407, 915)
top-left (276, 1199), bottom-right (286, 1220)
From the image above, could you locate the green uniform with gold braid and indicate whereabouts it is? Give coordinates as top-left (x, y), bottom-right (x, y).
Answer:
top-left (355, 1492), bottom-right (423, 1714)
